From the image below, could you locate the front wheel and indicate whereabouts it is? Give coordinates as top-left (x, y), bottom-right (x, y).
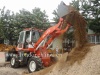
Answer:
top-left (10, 57), bottom-right (20, 68)
top-left (28, 57), bottom-right (42, 73)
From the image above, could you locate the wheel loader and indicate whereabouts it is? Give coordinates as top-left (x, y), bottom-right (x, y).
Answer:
top-left (6, 1), bottom-right (74, 73)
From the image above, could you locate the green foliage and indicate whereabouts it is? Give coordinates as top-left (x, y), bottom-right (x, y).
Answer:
top-left (32, 7), bottom-right (49, 29)
top-left (52, 10), bottom-right (59, 22)
top-left (70, 0), bottom-right (80, 10)
top-left (0, 7), bottom-right (50, 44)
top-left (73, 0), bottom-right (100, 33)
top-left (87, 0), bottom-right (100, 33)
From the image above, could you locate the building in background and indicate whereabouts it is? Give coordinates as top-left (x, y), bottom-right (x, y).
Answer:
top-left (49, 22), bottom-right (100, 52)
top-left (88, 29), bottom-right (100, 44)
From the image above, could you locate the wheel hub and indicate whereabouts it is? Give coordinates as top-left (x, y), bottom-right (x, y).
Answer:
top-left (11, 58), bottom-right (15, 66)
top-left (29, 61), bottom-right (36, 72)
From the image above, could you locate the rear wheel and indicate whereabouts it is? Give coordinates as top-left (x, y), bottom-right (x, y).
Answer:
top-left (10, 57), bottom-right (20, 68)
top-left (5, 52), bottom-right (10, 61)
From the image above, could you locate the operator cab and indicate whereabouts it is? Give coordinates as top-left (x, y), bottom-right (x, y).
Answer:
top-left (17, 29), bottom-right (42, 51)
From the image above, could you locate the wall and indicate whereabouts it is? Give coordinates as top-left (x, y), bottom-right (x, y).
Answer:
top-left (52, 35), bottom-right (63, 50)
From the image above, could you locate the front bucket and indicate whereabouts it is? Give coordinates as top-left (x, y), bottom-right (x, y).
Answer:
top-left (57, 1), bottom-right (75, 18)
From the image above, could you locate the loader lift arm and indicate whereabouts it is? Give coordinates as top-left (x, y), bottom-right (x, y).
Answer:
top-left (31, 18), bottom-right (71, 67)
top-left (33, 18), bottom-right (71, 52)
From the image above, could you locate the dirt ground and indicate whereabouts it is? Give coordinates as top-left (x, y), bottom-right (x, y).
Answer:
top-left (45, 45), bottom-right (100, 75)
top-left (0, 54), bottom-right (64, 75)
top-left (0, 44), bottom-right (15, 52)
top-left (0, 62), bottom-right (28, 75)
top-left (0, 45), bottom-right (100, 75)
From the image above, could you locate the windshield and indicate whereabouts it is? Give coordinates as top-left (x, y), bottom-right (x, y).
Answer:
top-left (32, 31), bottom-right (40, 43)
top-left (18, 31), bottom-right (25, 43)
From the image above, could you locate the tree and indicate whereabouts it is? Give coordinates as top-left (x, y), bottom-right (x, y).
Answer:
top-left (52, 10), bottom-right (59, 22)
top-left (70, 0), bottom-right (80, 10)
top-left (87, 0), bottom-right (100, 33)
top-left (15, 8), bottom-right (49, 30)
top-left (32, 7), bottom-right (49, 29)
top-left (0, 7), bottom-right (50, 44)
top-left (0, 7), bottom-right (5, 39)
top-left (0, 7), bottom-right (18, 44)
top-left (71, 0), bottom-right (100, 33)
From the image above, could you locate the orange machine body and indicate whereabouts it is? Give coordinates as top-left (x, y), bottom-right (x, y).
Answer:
top-left (16, 18), bottom-right (71, 66)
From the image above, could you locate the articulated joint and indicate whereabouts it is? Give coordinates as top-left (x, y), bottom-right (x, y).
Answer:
top-left (59, 18), bottom-right (64, 22)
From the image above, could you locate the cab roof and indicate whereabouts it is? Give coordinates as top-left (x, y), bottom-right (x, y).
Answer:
top-left (23, 28), bottom-right (43, 32)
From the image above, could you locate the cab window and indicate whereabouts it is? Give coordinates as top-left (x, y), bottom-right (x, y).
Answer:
top-left (18, 31), bottom-right (25, 43)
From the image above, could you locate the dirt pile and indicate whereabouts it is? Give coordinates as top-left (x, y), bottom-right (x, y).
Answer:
top-left (63, 10), bottom-right (88, 47)
top-left (62, 10), bottom-right (90, 65)
top-left (0, 44), bottom-right (15, 52)
top-left (45, 45), bottom-right (100, 75)
top-left (66, 43), bottom-right (94, 65)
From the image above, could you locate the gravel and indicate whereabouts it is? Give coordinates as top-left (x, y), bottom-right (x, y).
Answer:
top-left (45, 45), bottom-right (100, 75)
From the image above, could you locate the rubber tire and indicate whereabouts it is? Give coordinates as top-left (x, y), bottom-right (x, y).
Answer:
top-left (28, 57), bottom-right (40, 73)
top-left (10, 57), bottom-right (20, 68)
top-left (5, 52), bottom-right (10, 61)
